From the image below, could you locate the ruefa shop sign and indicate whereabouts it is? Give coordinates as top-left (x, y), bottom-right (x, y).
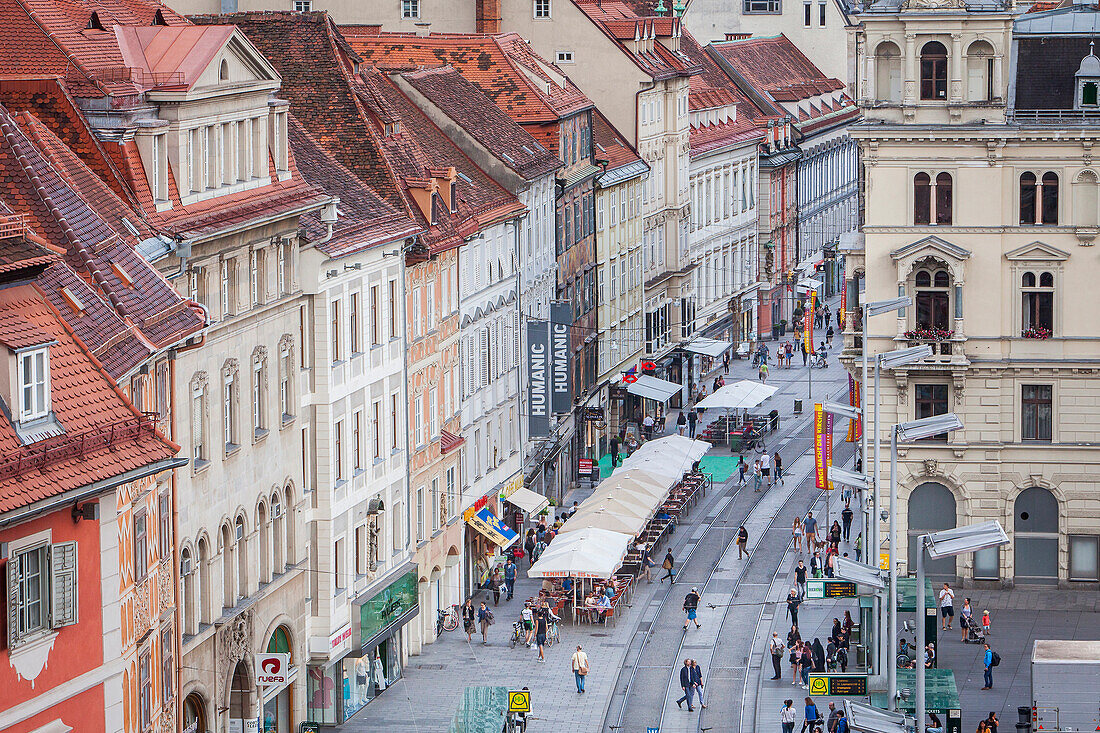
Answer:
top-left (256, 653), bottom-right (290, 688)
top-left (550, 301), bottom-right (572, 414)
top-left (527, 320), bottom-right (551, 438)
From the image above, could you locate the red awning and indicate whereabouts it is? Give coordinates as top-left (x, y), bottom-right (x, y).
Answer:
top-left (441, 430), bottom-right (464, 454)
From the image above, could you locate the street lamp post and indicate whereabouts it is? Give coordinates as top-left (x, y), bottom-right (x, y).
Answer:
top-left (888, 412), bottom-right (964, 710)
top-left (914, 521), bottom-right (1009, 733)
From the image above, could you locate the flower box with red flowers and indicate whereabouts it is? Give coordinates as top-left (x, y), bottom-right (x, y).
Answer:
top-left (904, 327), bottom-right (954, 341)
top-left (1021, 327), bottom-right (1051, 340)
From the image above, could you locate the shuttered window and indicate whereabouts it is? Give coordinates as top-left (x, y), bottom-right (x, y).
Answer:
top-left (7, 541), bottom-right (78, 648)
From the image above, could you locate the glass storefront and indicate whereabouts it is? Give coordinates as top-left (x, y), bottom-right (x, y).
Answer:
top-left (306, 633), bottom-right (404, 724)
top-left (262, 627), bottom-right (293, 732)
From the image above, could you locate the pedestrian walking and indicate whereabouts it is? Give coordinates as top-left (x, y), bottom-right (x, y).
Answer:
top-left (803, 512), bottom-right (819, 551)
top-left (640, 543), bottom-right (656, 582)
top-left (737, 525), bottom-right (750, 559)
top-left (759, 360), bottom-right (770, 383)
top-left (534, 605), bottom-right (555, 662)
top-left (683, 587), bottom-right (702, 630)
top-left (939, 583), bottom-right (955, 630)
top-left (462, 598), bottom-right (476, 642)
top-left (981, 608), bottom-right (992, 635)
top-left (770, 631), bottom-right (786, 680)
top-left (854, 532), bottom-right (862, 562)
top-left (801, 696), bottom-right (820, 733)
top-left (661, 550), bottom-right (676, 583)
top-left (723, 352), bottom-right (731, 373)
top-left (571, 645), bottom-right (589, 693)
top-left (826, 702), bottom-right (841, 733)
top-left (811, 638), bottom-right (826, 672)
top-left (761, 450), bottom-right (772, 487)
top-left (826, 324), bottom-right (834, 342)
top-left (829, 521), bottom-right (842, 549)
top-left (782, 700), bottom-right (798, 733)
top-left (786, 589), bottom-right (802, 627)
top-left (795, 560), bottom-right (808, 599)
top-left (677, 410), bottom-right (687, 436)
top-left (985, 712), bottom-right (999, 733)
top-left (774, 451), bottom-right (784, 486)
top-left (800, 645), bottom-right (813, 687)
top-left (676, 659), bottom-right (696, 711)
top-left (490, 567), bottom-right (502, 605)
top-left (738, 455), bottom-right (748, 486)
top-left (524, 530), bottom-right (536, 568)
top-left (504, 558), bottom-right (517, 601)
top-left (753, 459), bottom-right (763, 492)
top-left (609, 435), bottom-right (620, 468)
top-left (521, 602), bottom-right (535, 646)
top-left (691, 659), bottom-right (707, 709)
top-left (792, 517), bottom-right (803, 553)
top-left (801, 340), bottom-right (809, 366)
top-left (835, 645), bottom-right (849, 673)
top-left (835, 709), bottom-right (849, 733)
top-left (810, 551), bottom-right (822, 578)
top-left (477, 601), bottom-right (493, 644)
top-left (982, 643), bottom-right (996, 689)
top-left (687, 408), bottom-right (698, 438)
top-left (841, 502), bottom-right (853, 541)
top-left (790, 640), bottom-right (803, 685)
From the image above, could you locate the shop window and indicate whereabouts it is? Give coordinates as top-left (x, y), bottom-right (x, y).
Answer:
top-left (1069, 535), bottom-right (1099, 581)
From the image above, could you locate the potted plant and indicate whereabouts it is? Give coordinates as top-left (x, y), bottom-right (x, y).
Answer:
top-left (904, 326), bottom-right (954, 341)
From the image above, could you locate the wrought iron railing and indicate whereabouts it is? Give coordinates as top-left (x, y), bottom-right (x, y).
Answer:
top-left (0, 413), bottom-right (159, 481)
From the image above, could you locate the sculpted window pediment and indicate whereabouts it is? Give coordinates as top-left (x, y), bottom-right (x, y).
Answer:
top-left (1004, 242), bottom-right (1070, 262)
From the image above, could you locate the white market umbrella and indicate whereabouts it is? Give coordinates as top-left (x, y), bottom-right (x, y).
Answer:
top-left (627, 434), bottom-right (711, 464)
top-left (574, 491), bottom-right (655, 519)
top-left (527, 528), bottom-right (633, 579)
top-left (558, 507), bottom-right (648, 536)
top-left (695, 380), bottom-right (778, 410)
top-left (617, 452), bottom-right (695, 482)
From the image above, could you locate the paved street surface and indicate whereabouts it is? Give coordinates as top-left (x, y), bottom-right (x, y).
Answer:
top-left (340, 324), bottom-right (849, 732)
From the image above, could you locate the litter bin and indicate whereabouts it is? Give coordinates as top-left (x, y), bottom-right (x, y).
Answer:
top-left (794, 399), bottom-right (803, 414)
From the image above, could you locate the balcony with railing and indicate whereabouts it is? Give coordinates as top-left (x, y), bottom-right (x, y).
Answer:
top-left (1011, 109), bottom-right (1100, 125)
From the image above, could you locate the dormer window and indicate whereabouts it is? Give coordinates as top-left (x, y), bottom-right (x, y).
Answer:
top-left (450, 181), bottom-right (458, 213)
top-left (1075, 42), bottom-right (1100, 110)
top-left (19, 348), bottom-right (49, 422)
top-left (86, 11), bottom-right (105, 31)
top-left (152, 9), bottom-right (168, 25)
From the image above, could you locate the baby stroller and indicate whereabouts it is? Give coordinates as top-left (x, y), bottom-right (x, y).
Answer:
top-left (962, 616), bottom-right (985, 644)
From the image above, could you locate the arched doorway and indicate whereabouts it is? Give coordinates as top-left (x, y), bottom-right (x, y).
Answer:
top-left (1015, 487), bottom-right (1059, 584)
top-left (263, 626), bottom-right (293, 732)
top-left (907, 482), bottom-right (957, 578)
top-left (182, 692), bottom-right (208, 733)
top-left (229, 659), bottom-right (254, 730)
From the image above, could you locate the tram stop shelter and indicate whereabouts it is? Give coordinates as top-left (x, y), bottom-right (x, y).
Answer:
top-left (871, 668), bottom-right (961, 733)
top-left (896, 577), bottom-right (938, 663)
top-left (449, 686), bottom-right (509, 732)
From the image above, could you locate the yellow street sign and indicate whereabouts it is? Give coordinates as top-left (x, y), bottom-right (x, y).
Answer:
top-left (809, 676), bottom-right (830, 696)
top-left (508, 690), bottom-right (530, 713)
top-left (879, 552), bottom-right (890, 571)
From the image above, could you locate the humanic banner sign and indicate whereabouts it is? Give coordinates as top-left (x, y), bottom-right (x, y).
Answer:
top-left (527, 319), bottom-right (551, 438)
top-left (550, 301), bottom-right (572, 414)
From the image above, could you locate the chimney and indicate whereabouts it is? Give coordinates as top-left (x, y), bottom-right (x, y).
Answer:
top-left (414, 21), bottom-right (431, 36)
top-left (725, 32), bottom-right (752, 41)
top-left (476, 0), bottom-right (502, 33)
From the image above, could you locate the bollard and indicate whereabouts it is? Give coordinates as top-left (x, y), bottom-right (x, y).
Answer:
top-left (794, 399), bottom-right (803, 414)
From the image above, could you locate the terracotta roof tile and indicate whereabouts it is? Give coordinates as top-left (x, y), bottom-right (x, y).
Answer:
top-left (709, 34), bottom-right (847, 99)
top-left (399, 66), bottom-right (561, 182)
top-left (571, 0), bottom-right (701, 80)
top-left (340, 29), bottom-right (594, 123)
top-left (0, 280), bottom-right (178, 513)
top-left (591, 110), bottom-right (645, 174)
top-left (289, 114), bottom-right (422, 256)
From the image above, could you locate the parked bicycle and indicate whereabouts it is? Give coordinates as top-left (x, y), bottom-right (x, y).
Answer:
top-left (437, 604), bottom-right (460, 635)
top-left (509, 620), bottom-right (526, 649)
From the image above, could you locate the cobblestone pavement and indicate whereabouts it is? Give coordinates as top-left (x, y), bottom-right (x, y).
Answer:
top-left (341, 319), bottom-right (850, 732)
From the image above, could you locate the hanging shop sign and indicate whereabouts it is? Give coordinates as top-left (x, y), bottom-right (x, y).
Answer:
top-left (846, 375), bottom-right (862, 443)
top-left (550, 301), bottom-right (573, 414)
top-left (814, 403), bottom-right (834, 490)
top-left (256, 653), bottom-right (290, 689)
top-left (527, 319), bottom-right (551, 439)
top-left (463, 492), bottom-right (493, 522)
top-left (358, 568), bottom-right (419, 650)
top-left (581, 407), bottom-right (605, 423)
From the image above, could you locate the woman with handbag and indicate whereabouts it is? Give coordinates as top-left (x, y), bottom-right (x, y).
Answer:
top-left (571, 645), bottom-right (590, 693)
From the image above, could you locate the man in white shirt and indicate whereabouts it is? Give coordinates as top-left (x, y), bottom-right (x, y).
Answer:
top-left (938, 583), bottom-right (955, 630)
top-left (760, 451), bottom-right (772, 487)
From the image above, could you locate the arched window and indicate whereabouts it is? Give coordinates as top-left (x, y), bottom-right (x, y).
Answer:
top-left (920, 41), bottom-right (948, 100)
top-left (935, 172), bottom-right (953, 225)
top-left (876, 41), bottom-right (902, 102)
top-left (1075, 169), bottom-right (1099, 227)
top-left (1042, 172), bottom-right (1059, 224)
top-left (915, 266), bottom-right (951, 330)
top-left (966, 40), bottom-right (995, 102)
top-left (1020, 172), bottom-right (1037, 225)
top-left (907, 482), bottom-right (957, 577)
top-left (220, 59), bottom-right (229, 82)
top-left (272, 492), bottom-right (285, 573)
top-left (257, 501), bottom-right (270, 585)
top-left (235, 515), bottom-right (248, 599)
top-left (219, 524), bottom-right (234, 610)
top-left (1015, 487), bottom-right (1059, 583)
top-left (914, 172), bottom-right (931, 224)
top-left (1021, 270), bottom-right (1054, 333)
top-left (285, 486), bottom-right (296, 566)
top-left (197, 537), bottom-right (211, 624)
top-left (181, 547), bottom-right (196, 635)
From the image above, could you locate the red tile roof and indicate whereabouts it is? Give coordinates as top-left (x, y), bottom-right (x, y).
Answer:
top-left (0, 279), bottom-right (178, 513)
top-left (571, 0), bottom-right (701, 80)
top-left (398, 66), bottom-right (561, 182)
top-left (0, 100), bottom-right (204, 377)
top-left (440, 429), bottom-right (464, 454)
top-left (339, 29), bottom-right (593, 124)
top-left (591, 110), bottom-right (645, 175)
top-left (288, 114), bottom-right (422, 257)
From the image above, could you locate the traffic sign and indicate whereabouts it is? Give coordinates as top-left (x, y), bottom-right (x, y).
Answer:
top-left (648, 728), bottom-right (660, 733)
top-left (508, 689), bottom-right (530, 713)
top-left (879, 552), bottom-right (890, 571)
top-left (806, 579), bottom-right (859, 599)
top-left (808, 674), bottom-right (868, 696)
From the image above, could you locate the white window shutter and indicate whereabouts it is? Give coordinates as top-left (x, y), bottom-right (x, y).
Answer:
top-left (49, 541), bottom-right (78, 628)
top-left (6, 556), bottom-right (18, 647)
top-left (479, 328), bottom-right (488, 388)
